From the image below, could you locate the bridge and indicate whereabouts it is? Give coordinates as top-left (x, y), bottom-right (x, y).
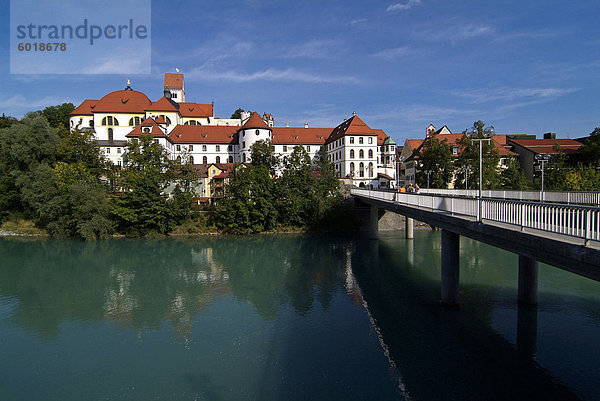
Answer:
top-left (352, 188), bottom-right (600, 305)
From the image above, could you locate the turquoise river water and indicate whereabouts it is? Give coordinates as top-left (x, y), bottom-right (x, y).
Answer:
top-left (0, 231), bottom-right (599, 400)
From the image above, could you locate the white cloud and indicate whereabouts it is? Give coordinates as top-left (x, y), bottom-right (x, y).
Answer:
top-left (452, 86), bottom-right (579, 104)
top-left (458, 24), bottom-right (494, 39)
top-left (186, 66), bottom-right (361, 84)
top-left (372, 46), bottom-right (414, 59)
top-left (387, 0), bottom-right (421, 12)
top-left (284, 39), bottom-right (343, 58)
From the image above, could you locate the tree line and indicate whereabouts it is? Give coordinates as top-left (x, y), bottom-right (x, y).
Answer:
top-left (415, 120), bottom-right (600, 191)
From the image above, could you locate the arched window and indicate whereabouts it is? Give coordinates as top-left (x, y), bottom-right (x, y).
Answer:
top-left (158, 115), bottom-right (172, 125)
top-left (359, 162), bottom-right (364, 177)
top-left (202, 145), bottom-right (207, 152)
top-left (101, 116), bottom-right (119, 126)
top-left (184, 120), bottom-right (200, 125)
top-left (203, 156), bottom-right (207, 164)
top-left (368, 162), bottom-right (373, 177)
top-left (242, 153), bottom-right (246, 163)
top-left (368, 149), bottom-right (373, 158)
top-left (216, 156), bottom-right (220, 164)
top-left (359, 149), bottom-right (364, 158)
top-left (189, 156), bottom-right (194, 164)
top-left (350, 149), bottom-right (355, 159)
top-left (350, 162), bottom-right (355, 175)
top-left (128, 117), bottom-right (142, 126)
top-left (108, 128), bottom-right (113, 142)
top-left (228, 156), bottom-right (233, 163)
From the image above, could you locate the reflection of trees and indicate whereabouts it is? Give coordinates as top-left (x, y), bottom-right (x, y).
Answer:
top-left (0, 235), bottom-right (352, 339)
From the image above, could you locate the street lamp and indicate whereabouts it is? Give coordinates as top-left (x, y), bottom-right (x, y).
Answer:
top-left (424, 169), bottom-right (433, 189)
top-left (467, 128), bottom-right (494, 222)
top-left (535, 153), bottom-right (551, 202)
top-left (462, 164), bottom-right (472, 190)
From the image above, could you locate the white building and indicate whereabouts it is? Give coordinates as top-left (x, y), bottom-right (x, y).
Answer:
top-left (70, 72), bottom-right (396, 189)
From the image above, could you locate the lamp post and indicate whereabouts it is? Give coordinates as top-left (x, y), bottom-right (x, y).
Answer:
top-left (424, 169), bottom-right (433, 189)
top-left (462, 164), bottom-right (472, 190)
top-left (467, 128), bottom-right (494, 222)
top-left (535, 153), bottom-right (551, 202)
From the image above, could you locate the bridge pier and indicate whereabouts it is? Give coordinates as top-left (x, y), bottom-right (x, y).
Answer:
top-left (518, 255), bottom-right (539, 304)
top-left (405, 217), bottom-right (414, 239)
top-left (370, 204), bottom-right (379, 240)
top-left (517, 304), bottom-right (538, 358)
top-left (441, 230), bottom-right (460, 305)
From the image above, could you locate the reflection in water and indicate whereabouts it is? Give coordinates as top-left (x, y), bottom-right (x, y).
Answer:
top-left (1, 233), bottom-right (599, 400)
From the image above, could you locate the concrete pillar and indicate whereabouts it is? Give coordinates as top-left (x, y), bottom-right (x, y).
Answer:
top-left (405, 217), bottom-right (414, 239)
top-left (441, 230), bottom-right (460, 305)
top-left (518, 255), bottom-right (539, 304)
top-left (369, 204), bottom-right (379, 240)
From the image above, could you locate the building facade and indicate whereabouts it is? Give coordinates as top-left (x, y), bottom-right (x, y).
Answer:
top-left (70, 72), bottom-right (396, 189)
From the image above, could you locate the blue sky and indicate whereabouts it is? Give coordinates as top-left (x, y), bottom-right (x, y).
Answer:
top-left (1, 0), bottom-right (599, 145)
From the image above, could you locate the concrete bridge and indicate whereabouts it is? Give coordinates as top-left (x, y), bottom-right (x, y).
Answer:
top-left (352, 188), bottom-right (600, 305)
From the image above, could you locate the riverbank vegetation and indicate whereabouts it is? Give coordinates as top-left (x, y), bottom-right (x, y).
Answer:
top-left (0, 108), bottom-right (357, 240)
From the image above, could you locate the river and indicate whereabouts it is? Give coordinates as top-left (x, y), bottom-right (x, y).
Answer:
top-left (0, 232), bottom-right (598, 400)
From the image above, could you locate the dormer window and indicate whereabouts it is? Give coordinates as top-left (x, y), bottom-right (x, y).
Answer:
top-left (142, 127), bottom-right (151, 133)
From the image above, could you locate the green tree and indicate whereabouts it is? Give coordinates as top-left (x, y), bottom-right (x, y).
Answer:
top-left (212, 165), bottom-right (278, 233)
top-left (112, 135), bottom-right (175, 236)
top-left (250, 139), bottom-right (280, 174)
top-left (455, 121), bottom-right (501, 189)
top-left (56, 129), bottom-right (105, 176)
top-left (499, 158), bottom-right (530, 189)
top-left (415, 133), bottom-right (453, 188)
top-left (278, 145), bottom-right (314, 227)
top-left (42, 103), bottom-right (74, 130)
top-left (231, 108), bottom-right (245, 119)
top-left (0, 114), bottom-right (18, 129)
top-left (577, 127), bottom-right (600, 168)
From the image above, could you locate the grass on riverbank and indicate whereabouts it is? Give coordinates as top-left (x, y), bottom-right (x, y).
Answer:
top-left (0, 220), bottom-right (48, 236)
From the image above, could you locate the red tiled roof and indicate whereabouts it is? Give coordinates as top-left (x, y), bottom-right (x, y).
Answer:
top-left (271, 127), bottom-right (331, 145)
top-left (169, 125), bottom-right (238, 144)
top-left (372, 129), bottom-right (388, 146)
top-left (378, 173), bottom-right (393, 180)
top-left (406, 139), bottom-right (424, 150)
top-left (70, 99), bottom-right (98, 115)
top-left (145, 96), bottom-right (179, 112)
top-left (126, 117), bottom-right (167, 138)
top-left (154, 115), bottom-right (167, 124)
top-left (178, 103), bottom-right (213, 117)
top-left (213, 171), bottom-right (229, 179)
top-left (326, 115), bottom-right (377, 144)
top-left (164, 73), bottom-right (184, 89)
top-left (242, 112), bottom-right (269, 129)
top-left (510, 138), bottom-right (582, 154)
top-left (92, 89), bottom-right (152, 113)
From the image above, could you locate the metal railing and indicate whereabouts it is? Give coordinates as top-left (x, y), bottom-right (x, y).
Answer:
top-left (352, 189), bottom-right (600, 242)
top-left (417, 188), bottom-right (600, 206)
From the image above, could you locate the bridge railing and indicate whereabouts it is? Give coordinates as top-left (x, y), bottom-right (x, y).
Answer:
top-left (417, 188), bottom-right (600, 206)
top-left (352, 189), bottom-right (600, 242)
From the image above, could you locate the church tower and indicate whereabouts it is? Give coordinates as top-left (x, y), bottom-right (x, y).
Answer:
top-left (163, 71), bottom-right (185, 103)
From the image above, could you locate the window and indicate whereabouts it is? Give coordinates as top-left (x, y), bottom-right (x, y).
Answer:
top-left (228, 156), bottom-right (233, 163)
top-left (189, 156), bottom-right (194, 164)
top-left (368, 149), bottom-right (373, 158)
top-left (212, 169), bottom-right (216, 174)
top-left (228, 145), bottom-right (232, 151)
top-left (159, 115), bottom-right (172, 125)
top-left (106, 148), bottom-right (110, 154)
top-left (176, 145), bottom-right (181, 151)
top-left (452, 146), bottom-right (458, 155)
top-left (203, 156), bottom-right (207, 164)
top-left (117, 160), bottom-right (121, 167)
top-left (391, 146), bottom-right (395, 151)
top-left (108, 128), bottom-right (113, 142)
top-left (171, 93), bottom-right (177, 99)
top-left (350, 137), bottom-right (354, 144)
top-left (242, 142), bottom-right (245, 148)
top-left (359, 162), bottom-right (364, 177)
top-left (202, 145), bottom-right (207, 152)
top-left (142, 127), bottom-right (151, 134)
top-left (307, 146), bottom-right (310, 152)
top-left (359, 149), bottom-right (364, 158)
top-left (256, 129), bottom-right (260, 136)
top-left (128, 117), bottom-right (142, 126)
top-left (283, 146), bottom-right (287, 152)
top-left (189, 145), bottom-right (193, 151)
top-left (184, 120), bottom-right (200, 125)
top-left (117, 148), bottom-right (121, 153)
top-left (101, 116), bottom-right (119, 126)
top-left (368, 162), bottom-right (373, 177)
top-left (368, 137), bottom-right (373, 144)
top-left (216, 145), bottom-right (220, 152)
top-left (243, 153), bottom-right (246, 162)
top-left (350, 162), bottom-right (355, 175)
top-left (216, 156), bottom-right (220, 164)
top-left (89, 120), bottom-right (94, 127)
top-left (359, 137), bottom-right (363, 144)
top-left (350, 149), bottom-right (355, 159)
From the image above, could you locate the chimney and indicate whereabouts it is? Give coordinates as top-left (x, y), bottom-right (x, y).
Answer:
top-left (304, 122), bottom-right (308, 128)
top-left (543, 132), bottom-right (556, 139)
